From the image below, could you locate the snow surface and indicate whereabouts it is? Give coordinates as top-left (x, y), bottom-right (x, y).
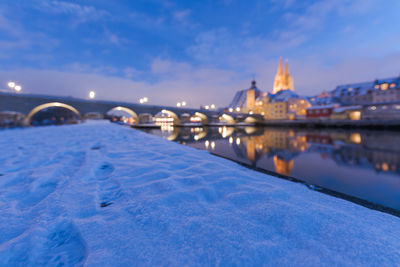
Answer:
top-left (0, 120), bottom-right (399, 266)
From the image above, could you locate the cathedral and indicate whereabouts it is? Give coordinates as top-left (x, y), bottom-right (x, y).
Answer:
top-left (272, 57), bottom-right (294, 94)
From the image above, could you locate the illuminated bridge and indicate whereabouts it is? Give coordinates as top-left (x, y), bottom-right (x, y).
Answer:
top-left (0, 92), bottom-right (264, 126)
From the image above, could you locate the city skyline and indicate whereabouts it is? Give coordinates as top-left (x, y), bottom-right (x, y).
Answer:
top-left (0, 0), bottom-right (399, 107)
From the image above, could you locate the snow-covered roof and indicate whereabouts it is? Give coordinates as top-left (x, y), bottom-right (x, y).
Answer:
top-left (229, 82), bottom-right (262, 108)
top-left (331, 76), bottom-right (400, 98)
top-left (306, 104), bottom-right (337, 110)
top-left (374, 77), bottom-right (400, 85)
top-left (333, 105), bottom-right (362, 113)
top-left (332, 81), bottom-right (373, 98)
top-left (269, 89), bottom-right (299, 102)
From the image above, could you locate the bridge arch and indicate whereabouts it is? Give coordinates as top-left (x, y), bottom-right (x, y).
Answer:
top-left (155, 109), bottom-right (180, 125)
top-left (219, 114), bottom-right (236, 124)
top-left (107, 106), bottom-right (138, 125)
top-left (192, 112), bottom-right (209, 125)
top-left (26, 102), bottom-right (82, 125)
top-left (244, 115), bottom-right (263, 124)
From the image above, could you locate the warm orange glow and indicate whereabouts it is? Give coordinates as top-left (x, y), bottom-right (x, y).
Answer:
top-left (349, 111), bottom-right (361, 121)
top-left (350, 133), bottom-right (362, 144)
top-left (380, 83), bottom-right (389, 90)
top-left (382, 163), bottom-right (389, 172)
top-left (273, 155), bottom-right (294, 176)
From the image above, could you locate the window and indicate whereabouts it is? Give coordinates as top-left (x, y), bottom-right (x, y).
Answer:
top-left (374, 84), bottom-right (380, 89)
top-left (381, 83), bottom-right (389, 90)
top-left (390, 83), bottom-right (396, 88)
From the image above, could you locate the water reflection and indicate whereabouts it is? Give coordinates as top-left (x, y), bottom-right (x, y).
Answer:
top-left (139, 124), bottom-right (400, 211)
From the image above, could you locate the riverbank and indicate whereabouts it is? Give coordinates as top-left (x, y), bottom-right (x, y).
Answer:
top-left (0, 120), bottom-right (399, 266)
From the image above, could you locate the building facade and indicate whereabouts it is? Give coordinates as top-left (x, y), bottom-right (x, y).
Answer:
top-left (228, 80), bottom-right (262, 113)
top-left (264, 102), bottom-right (288, 120)
top-left (306, 104), bottom-right (337, 119)
top-left (372, 77), bottom-right (400, 103)
top-left (331, 76), bottom-right (400, 106)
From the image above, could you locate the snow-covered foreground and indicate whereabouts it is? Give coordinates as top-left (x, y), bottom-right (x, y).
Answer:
top-left (0, 121), bottom-right (399, 266)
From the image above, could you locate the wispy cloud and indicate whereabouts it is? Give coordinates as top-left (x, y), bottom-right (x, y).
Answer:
top-left (34, 0), bottom-right (109, 24)
top-left (172, 9), bottom-right (191, 23)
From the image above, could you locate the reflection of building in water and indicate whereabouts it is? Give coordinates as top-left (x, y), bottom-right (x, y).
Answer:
top-left (234, 128), bottom-right (309, 175)
top-left (273, 155), bottom-right (294, 176)
top-left (306, 130), bottom-right (400, 175)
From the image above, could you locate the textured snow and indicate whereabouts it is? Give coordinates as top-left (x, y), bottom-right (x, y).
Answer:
top-left (0, 121), bottom-right (399, 266)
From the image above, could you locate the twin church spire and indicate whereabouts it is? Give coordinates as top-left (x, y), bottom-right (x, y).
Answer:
top-left (273, 57), bottom-right (294, 94)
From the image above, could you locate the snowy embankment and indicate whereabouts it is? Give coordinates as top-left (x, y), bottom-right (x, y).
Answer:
top-left (0, 121), bottom-right (399, 266)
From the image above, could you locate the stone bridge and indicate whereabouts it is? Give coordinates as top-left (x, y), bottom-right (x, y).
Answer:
top-left (0, 92), bottom-right (264, 125)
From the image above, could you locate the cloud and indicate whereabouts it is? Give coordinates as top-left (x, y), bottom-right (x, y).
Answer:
top-left (123, 67), bottom-right (143, 79)
top-left (34, 0), bottom-right (109, 24)
top-left (172, 9), bottom-right (191, 23)
top-left (0, 9), bottom-right (58, 57)
top-left (1, 50), bottom-right (400, 110)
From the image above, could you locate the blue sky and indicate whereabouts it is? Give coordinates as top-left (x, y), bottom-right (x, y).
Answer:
top-left (0, 0), bottom-right (399, 107)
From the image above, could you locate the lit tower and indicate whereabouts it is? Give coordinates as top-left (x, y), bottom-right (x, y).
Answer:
top-left (273, 57), bottom-right (294, 94)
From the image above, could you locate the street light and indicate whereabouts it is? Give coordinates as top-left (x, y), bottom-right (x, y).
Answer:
top-left (181, 101), bottom-right (186, 107)
top-left (140, 97), bottom-right (148, 104)
top-left (8, 82), bottom-right (15, 89)
top-left (7, 81), bottom-right (22, 92)
top-left (236, 107), bottom-right (241, 112)
top-left (177, 102), bottom-right (181, 107)
top-left (210, 104), bottom-right (215, 109)
top-left (89, 91), bottom-right (95, 99)
top-left (228, 108), bottom-right (233, 112)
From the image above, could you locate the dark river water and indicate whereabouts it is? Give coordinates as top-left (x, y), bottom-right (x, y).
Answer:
top-left (138, 125), bottom-right (400, 213)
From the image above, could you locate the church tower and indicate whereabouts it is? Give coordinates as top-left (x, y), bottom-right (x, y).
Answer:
top-left (273, 57), bottom-right (294, 94)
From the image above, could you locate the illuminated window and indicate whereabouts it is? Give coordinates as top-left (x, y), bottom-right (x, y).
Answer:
top-left (370, 106), bottom-right (376, 110)
top-left (374, 84), bottom-right (379, 89)
top-left (380, 83), bottom-right (389, 90)
top-left (390, 83), bottom-right (396, 88)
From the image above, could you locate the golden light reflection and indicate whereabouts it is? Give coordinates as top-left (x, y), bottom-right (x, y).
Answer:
top-left (236, 137), bottom-right (241, 145)
top-left (205, 140), bottom-right (209, 148)
top-left (273, 155), bottom-right (294, 176)
top-left (211, 141), bottom-right (215, 149)
top-left (350, 133), bottom-right (362, 144)
top-left (221, 126), bottom-right (234, 138)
